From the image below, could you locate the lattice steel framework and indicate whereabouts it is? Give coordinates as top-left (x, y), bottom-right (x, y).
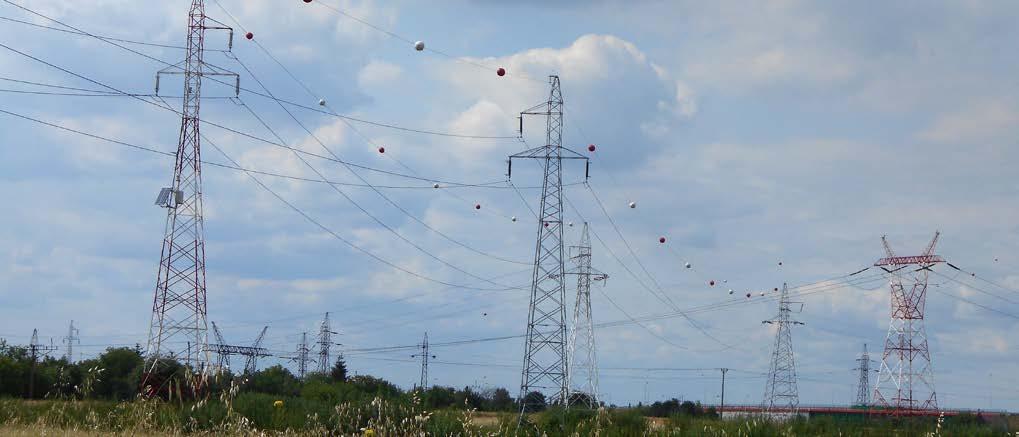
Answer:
top-left (854, 343), bottom-right (876, 406)
top-left (206, 322), bottom-right (270, 375)
top-left (293, 332), bottom-right (314, 379)
top-left (411, 332), bottom-right (435, 390)
top-left (873, 233), bottom-right (942, 412)
top-left (763, 283), bottom-right (804, 411)
top-left (142, 0), bottom-right (236, 394)
top-left (566, 222), bottom-right (607, 408)
top-left (510, 76), bottom-right (589, 413)
top-left (63, 320), bottom-right (79, 363)
top-left (317, 312), bottom-right (336, 374)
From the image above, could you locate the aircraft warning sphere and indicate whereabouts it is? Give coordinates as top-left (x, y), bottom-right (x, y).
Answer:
top-left (629, 201), bottom-right (636, 208)
top-left (511, 216), bottom-right (517, 222)
top-left (318, 99), bottom-right (326, 106)
top-left (414, 41), bottom-right (425, 51)
top-left (588, 144), bottom-right (596, 152)
top-left (497, 67), bottom-right (506, 76)
top-left (378, 146), bottom-right (385, 153)
top-left (684, 262), bottom-right (691, 268)
top-left (659, 237), bottom-right (666, 243)
top-left (544, 222), bottom-right (550, 228)
top-left (245, 32), bottom-right (253, 40)
top-left (729, 290), bottom-right (734, 295)
top-left (709, 280), bottom-right (715, 286)
top-left (433, 183), bottom-right (439, 189)
top-left (475, 204), bottom-right (481, 210)
top-left (746, 293), bottom-right (751, 298)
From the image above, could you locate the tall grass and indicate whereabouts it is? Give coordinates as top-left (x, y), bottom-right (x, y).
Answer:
top-left (0, 395), bottom-right (1010, 436)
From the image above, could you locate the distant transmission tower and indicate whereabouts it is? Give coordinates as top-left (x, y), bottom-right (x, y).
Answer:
top-left (62, 320), bottom-right (79, 363)
top-left (854, 343), bottom-right (876, 406)
top-left (27, 329), bottom-right (57, 398)
top-left (142, 0), bottom-right (237, 394)
top-left (762, 283), bottom-right (804, 411)
top-left (207, 323), bottom-right (270, 375)
top-left (566, 222), bottom-right (607, 408)
top-left (873, 232), bottom-right (942, 412)
top-left (317, 312), bottom-right (337, 374)
top-left (411, 332), bottom-right (435, 390)
top-left (292, 332), bottom-right (314, 379)
top-left (510, 75), bottom-right (590, 413)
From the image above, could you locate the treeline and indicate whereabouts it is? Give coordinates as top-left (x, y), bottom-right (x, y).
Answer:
top-left (0, 343), bottom-right (526, 412)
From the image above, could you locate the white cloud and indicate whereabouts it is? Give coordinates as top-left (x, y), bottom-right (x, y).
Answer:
top-left (357, 60), bottom-right (404, 90)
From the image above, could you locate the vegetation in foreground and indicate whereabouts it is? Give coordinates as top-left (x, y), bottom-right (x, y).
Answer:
top-left (0, 344), bottom-right (1013, 435)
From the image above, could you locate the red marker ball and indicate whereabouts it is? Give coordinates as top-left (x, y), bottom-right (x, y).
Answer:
top-left (544, 222), bottom-right (550, 228)
top-left (709, 280), bottom-right (715, 286)
top-left (475, 204), bottom-right (481, 210)
top-left (378, 146), bottom-right (385, 154)
top-left (245, 32), bottom-right (253, 40)
top-left (304, 0), bottom-right (312, 2)
top-left (746, 293), bottom-right (751, 298)
top-left (497, 67), bottom-right (506, 77)
top-left (659, 237), bottom-right (666, 243)
top-left (588, 144), bottom-right (596, 152)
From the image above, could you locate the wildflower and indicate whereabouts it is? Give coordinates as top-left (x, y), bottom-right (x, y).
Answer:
top-left (362, 428), bottom-right (376, 437)
top-left (273, 400), bottom-right (284, 408)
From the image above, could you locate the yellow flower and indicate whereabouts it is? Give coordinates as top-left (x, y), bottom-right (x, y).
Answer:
top-left (364, 429), bottom-right (375, 437)
top-left (273, 400), bottom-right (283, 408)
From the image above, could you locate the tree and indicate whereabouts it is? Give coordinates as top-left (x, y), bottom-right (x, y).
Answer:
top-left (488, 387), bottom-right (514, 411)
top-left (247, 365), bottom-right (301, 397)
top-left (330, 354), bottom-right (348, 382)
top-left (522, 391), bottom-right (547, 412)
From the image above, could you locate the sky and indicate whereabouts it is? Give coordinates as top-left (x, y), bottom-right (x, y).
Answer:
top-left (1, 0), bottom-right (1019, 411)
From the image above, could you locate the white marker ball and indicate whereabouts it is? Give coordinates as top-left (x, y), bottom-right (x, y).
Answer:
top-left (414, 41), bottom-right (425, 51)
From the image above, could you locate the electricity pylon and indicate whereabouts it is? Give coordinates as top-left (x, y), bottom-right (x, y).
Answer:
top-left (318, 312), bottom-right (338, 374)
top-left (411, 332), bottom-right (435, 390)
top-left (291, 332), bottom-right (315, 379)
top-left (207, 322), bottom-right (271, 374)
top-left (509, 75), bottom-right (590, 414)
top-left (873, 233), bottom-right (942, 412)
top-left (762, 283), bottom-right (804, 411)
top-left (142, 0), bottom-right (237, 395)
top-left (566, 222), bottom-right (607, 408)
top-left (26, 329), bottom-right (57, 398)
top-left (854, 343), bottom-right (876, 406)
top-left (62, 320), bottom-right (79, 363)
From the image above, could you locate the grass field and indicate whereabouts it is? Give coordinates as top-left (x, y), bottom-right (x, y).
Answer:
top-left (0, 396), bottom-right (1015, 436)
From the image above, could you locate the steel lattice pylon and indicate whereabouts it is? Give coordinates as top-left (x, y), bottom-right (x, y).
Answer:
top-left (854, 343), bottom-right (875, 406)
top-left (873, 233), bottom-right (941, 412)
top-left (566, 222), bottom-right (607, 408)
top-left (510, 75), bottom-right (589, 413)
top-left (317, 312), bottom-right (335, 374)
top-left (142, 0), bottom-right (212, 391)
top-left (142, 0), bottom-right (237, 395)
top-left (292, 332), bottom-right (314, 379)
top-left (763, 283), bottom-right (804, 411)
top-left (411, 332), bottom-right (434, 390)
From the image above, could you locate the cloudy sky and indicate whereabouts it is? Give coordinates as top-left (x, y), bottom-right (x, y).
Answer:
top-left (2, 0), bottom-right (1019, 410)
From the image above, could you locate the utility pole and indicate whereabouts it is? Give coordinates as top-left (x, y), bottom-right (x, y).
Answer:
top-left (27, 329), bottom-right (57, 398)
top-left (318, 312), bottom-right (338, 374)
top-left (62, 320), bottom-right (79, 363)
top-left (719, 368), bottom-right (728, 416)
top-left (142, 0), bottom-right (238, 396)
top-left (411, 332), bottom-right (435, 390)
top-left (873, 233), bottom-right (942, 412)
top-left (510, 75), bottom-right (590, 415)
top-left (762, 283), bottom-right (804, 411)
top-left (853, 343), bottom-right (876, 406)
top-left (566, 222), bottom-right (607, 408)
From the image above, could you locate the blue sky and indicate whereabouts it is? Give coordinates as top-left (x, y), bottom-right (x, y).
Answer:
top-left (2, 0), bottom-right (1019, 410)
